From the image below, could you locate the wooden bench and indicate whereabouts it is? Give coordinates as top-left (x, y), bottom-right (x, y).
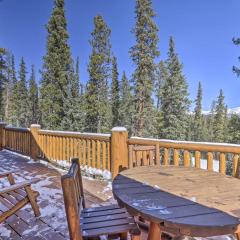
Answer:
top-left (61, 158), bottom-right (141, 240)
top-left (0, 171), bottom-right (40, 223)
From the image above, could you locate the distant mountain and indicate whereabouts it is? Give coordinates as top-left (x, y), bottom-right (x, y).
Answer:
top-left (228, 107), bottom-right (240, 115)
top-left (202, 107), bottom-right (240, 116)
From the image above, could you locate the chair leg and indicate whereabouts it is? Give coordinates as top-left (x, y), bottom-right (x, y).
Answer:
top-left (25, 186), bottom-right (40, 217)
top-left (0, 197), bottom-right (29, 223)
top-left (131, 234), bottom-right (141, 240)
top-left (120, 232), bottom-right (128, 240)
top-left (236, 232), bottom-right (240, 240)
top-left (147, 222), bottom-right (161, 240)
top-left (7, 173), bottom-right (15, 185)
top-left (130, 227), bottom-right (141, 240)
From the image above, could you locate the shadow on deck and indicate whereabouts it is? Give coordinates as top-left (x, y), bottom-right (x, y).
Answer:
top-left (0, 150), bottom-right (111, 240)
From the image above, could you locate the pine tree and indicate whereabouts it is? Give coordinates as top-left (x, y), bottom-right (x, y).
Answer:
top-left (29, 65), bottom-right (39, 124)
top-left (161, 37), bottom-right (190, 140)
top-left (111, 56), bottom-right (120, 127)
top-left (75, 57), bottom-right (84, 96)
top-left (228, 113), bottom-right (240, 144)
top-left (61, 59), bottom-right (85, 131)
top-left (207, 100), bottom-right (216, 142)
top-left (85, 15), bottom-right (111, 133)
top-left (201, 116), bottom-right (210, 141)
top-left (17, 58), bottom-right (29, 127)
top-left (223, 105), bottom-right (229, 142)
top-left (233, 37), bottom-right (240, 77)
top-left (72, 57), bottom-right (80, 98)
top-left (10, 55), bottom-right (19, 125)
top-left (0, 48), bottom-right (7, 120)
top-left (119, 72), bottom-right (134, 133)
top-left (192, 82), bottom-right (203, 141)
top-left (3, 52), bottom-right (11, 122)
top-left (213, 89), bottom-right (226, 142)
top-left (130, 0), bottom-right (159, 136)
top-left (155, 61), bottom-right (168, 110)
top-left (40, 0), bottom-right (73, 129)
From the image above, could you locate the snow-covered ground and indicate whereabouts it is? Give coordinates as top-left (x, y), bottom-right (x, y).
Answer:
top-left (0, 150), bottom-right (114, 239)
top-left (191, 157), bottom-right (220, 172)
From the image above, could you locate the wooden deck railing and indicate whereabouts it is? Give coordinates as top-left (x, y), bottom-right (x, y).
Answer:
top-left (4, 126), bottom-right (31, 156)
top-left (37, 130), bottom-right (111, 171)
top-left (0, 123), bottom-right (239, 179)
top-left (128, 137), bottom-right (240, 178)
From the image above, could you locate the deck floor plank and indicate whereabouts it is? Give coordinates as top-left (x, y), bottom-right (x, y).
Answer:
top-left (0, 150), bottom-right (103, 240)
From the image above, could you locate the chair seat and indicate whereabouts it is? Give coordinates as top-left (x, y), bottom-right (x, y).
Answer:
top-left (80, 204), bottom-right (139, 238)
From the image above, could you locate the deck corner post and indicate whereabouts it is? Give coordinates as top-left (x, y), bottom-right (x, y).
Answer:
top-left (30, 124), bottom-right (41, 160)
top-left (111, 127), bottom-right (129, 179)
top-left (0, 122), bottom-right (7, 150)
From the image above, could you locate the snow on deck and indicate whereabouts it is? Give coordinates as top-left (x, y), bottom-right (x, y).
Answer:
top-left (0, 150), bottom-right (113, 239)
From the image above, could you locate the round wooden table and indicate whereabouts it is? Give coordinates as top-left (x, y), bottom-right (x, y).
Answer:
top-left (112, 166), bottom-right (240, 240)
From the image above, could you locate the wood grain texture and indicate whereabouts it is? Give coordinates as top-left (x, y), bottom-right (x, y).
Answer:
top-left (113, 166), bottom-right (240, 237)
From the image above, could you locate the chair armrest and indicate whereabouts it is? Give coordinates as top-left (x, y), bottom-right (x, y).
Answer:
top-left (0, 170), bottom-right (17, 178)
top-left (0, 178), bottom-right (40, 195)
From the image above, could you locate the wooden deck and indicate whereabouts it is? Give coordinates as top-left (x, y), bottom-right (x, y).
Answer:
top-left (0, 150), bottom-right (233, 240)
top-left (0, 150), bottom-right (105, 240)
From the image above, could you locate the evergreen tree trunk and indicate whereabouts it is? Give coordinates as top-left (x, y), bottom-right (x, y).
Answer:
top-left (130, 0), bottom-right (159, 137)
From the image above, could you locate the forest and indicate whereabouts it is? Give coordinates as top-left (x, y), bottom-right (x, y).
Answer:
top-left (1, 0), bottom-right (240, 144)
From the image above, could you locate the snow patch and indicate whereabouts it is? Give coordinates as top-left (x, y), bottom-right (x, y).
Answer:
top-left (131, 137), bottom-right (240, 148)
top-left (0, 224), bottom-right (11, 237)
top-left (39, 129), bottom-right (110, 137)
top-left (102, 182), bottom-right (112, 193)
top-left (81, 165), bottom-right (112, 180)
top-left (3, 149), bottom-right (31, 160)
top-left (112, 127), bottom-right (127, 132)
top-left (57, 160), bottom-right (71, 168)
top-left (22, 225), bottom-right (39, 235)
top-left (191, 157), bottom-right (219, 172)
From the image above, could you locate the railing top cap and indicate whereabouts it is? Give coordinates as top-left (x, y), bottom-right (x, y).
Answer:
top-left (130, 137), bottom-right (240, 148)
top-left (111, 127), bottom-right (127, 132)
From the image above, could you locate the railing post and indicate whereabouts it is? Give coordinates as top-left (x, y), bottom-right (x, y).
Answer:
top-left (30, 124), bottom-right (41, 160)
top-left (111, 127), bottom-right (128, 179)
top-left (0, 122), bottom-right (7, 150)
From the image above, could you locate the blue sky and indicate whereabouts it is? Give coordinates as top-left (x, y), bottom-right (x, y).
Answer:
top-left (0, 0), bottom-right (240, 110)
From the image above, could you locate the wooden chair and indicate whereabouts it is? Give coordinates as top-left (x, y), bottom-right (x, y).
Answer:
top-left (0, 171), bottom-right (40, 223)
top-left (61, 158), bottom-right (141, 240)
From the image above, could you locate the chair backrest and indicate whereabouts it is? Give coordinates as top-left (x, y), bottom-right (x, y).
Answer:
top-left (61, 158), bottom-right (85, 240)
